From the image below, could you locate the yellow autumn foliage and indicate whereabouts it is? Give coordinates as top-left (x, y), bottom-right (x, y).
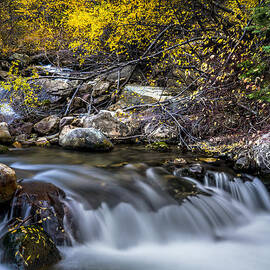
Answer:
top-left (0, 0), bottom-right (259, 56)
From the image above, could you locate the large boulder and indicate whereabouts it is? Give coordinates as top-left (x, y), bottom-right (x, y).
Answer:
top-left (34, 115), bottom-right (60, 135)
top-left (0, 122), bottom-right (12, 144)
top-left (36, 78), bottom-right (79, 98)
top-left (82, 110), bottom-right (130, 138)
top-left (1, 225), bottom-right (61, 270)
top-left (59, 127), bottom-right (113, 151)
top-left (0, 163), bottom-right (17, 203)
top-left (110, 85), bottom-right (172, 110)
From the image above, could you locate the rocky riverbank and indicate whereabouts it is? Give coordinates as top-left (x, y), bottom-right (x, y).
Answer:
top-left (1, 53), bottom-right (270, 175)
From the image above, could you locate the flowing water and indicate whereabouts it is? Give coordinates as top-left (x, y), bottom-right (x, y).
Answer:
top-left (0, 146), bottom-right (270, 270)
top-left (0, 87), bottom-right (18, 123)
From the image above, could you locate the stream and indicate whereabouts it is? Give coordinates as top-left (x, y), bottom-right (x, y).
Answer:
top-left (0, 146), bottom-right (270, 270)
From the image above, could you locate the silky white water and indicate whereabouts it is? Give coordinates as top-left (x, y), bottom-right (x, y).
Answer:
top-left (0, 86), bottom-right (18, 123)
top-left (1, 148), bottom-right (270, 270)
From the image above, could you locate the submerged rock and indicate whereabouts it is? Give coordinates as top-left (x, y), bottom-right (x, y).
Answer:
top-left (0, 163), bottom-right (17, 203)
top-left (164, 175), bottom-right (200, 203)
top-left (59, 127), bottom-right (114, 151)
top-left (174, 163), bottom-right (205, 181)
top-left (1, 225), bottom-right (61, 270)
top-left (0, 122), bottom-right (12, 144)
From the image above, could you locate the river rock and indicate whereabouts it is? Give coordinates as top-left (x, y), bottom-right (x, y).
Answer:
top-left (35, 137), bottom-right (50, 147)
top-left (92, 79), bottom-right (111, 97)
top-left (36, 78), bottom-right (79, 98)
top-left (34, 115), bottom-right (60, 135)
top-left (144, 122), bottom-right (178, 141)
top-left (10, 181), bottom-right (71, 245)
top-left (253, 133), bottom-right (270, 173)
top-left (0, 122), bottom-right (12, 144)
top-left (59, 127), bottom-right (114, 151)
top-left (164, 175), bottom-right (199, 203)
top-left (83, 110), bottom-right (130, 138)
top-left (1, 225), bottom-right (61, 270)
top-left (106, 65), bottom-right (134, 82)
top-left (0, 163), bottom-right (17, 203)
top-left (19, 122), bottom-right (33, 136)
top-left (174, 163), bottom-right (205, 181)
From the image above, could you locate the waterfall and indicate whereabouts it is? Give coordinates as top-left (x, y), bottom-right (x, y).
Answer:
top-left (203, 171), bottom-right (270, 211)
top-left (2, 159), bottom-right (270, 270)
top-left (0, 86), bottom-right (18, 123)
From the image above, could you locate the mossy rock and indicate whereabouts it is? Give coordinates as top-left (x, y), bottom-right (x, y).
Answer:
top-left (1, 225), bottom-right (61, 270)
top-left (0, 145), bottom-right (9, 154)
top-left (146, 141), bottom-right (169, 152)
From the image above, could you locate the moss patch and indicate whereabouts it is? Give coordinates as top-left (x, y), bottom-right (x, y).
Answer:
top-left (0, 145), bottom-right (9, 154)
top-left (146, 141), bottom-right (169, 152)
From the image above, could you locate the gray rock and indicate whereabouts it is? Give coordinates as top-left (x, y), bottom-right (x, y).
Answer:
top-left (106, 65), bottom-right (134, 82)
top-left (83, 110), bottom-right (130, 139)
top-left (34, 115), bottom-right (60, 135)
top-left (174, 164), bottom-right (205, 180)
top-left (59, 127), bottom-right (113, 151)
top-left (144, 122), bottom-right (177, 141)
top-left (253, 133), bottom-right (270, 172)
top-left (0, 163), bottom-right (17, 203)
top-left (36, 78), bottom-right (79, 97)
top-left (80, 81), bottom-right (94, 95)
top-left (0, 122), bottom-right (12, 144)
top-left (93, 94), bottom-right (111, 105)
top-left (92, 80), bottom-right (111, 97)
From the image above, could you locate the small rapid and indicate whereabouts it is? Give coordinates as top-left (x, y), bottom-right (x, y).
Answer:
top-left (0, 147), bottom-right (270, 270)
top-left (0, 87), bottom-right (18, 123)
